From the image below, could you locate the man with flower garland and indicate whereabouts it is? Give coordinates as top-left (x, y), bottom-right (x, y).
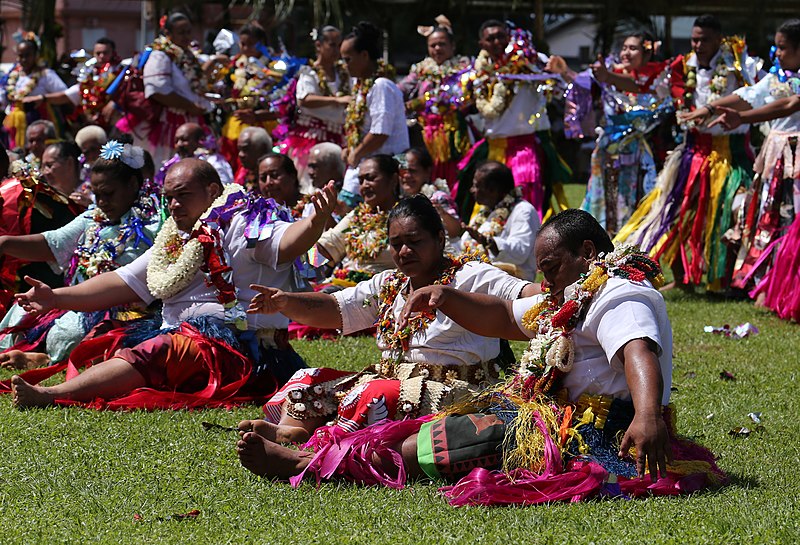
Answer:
top-left (236, 209), bottom-right (725, 505)
top-left (458, 161), bottom-right (539, 280)
top-left (9, 158), bottom-right (338, 410)
top-left (455, 20), bottom-right (571, 220)
top-left (155, 122), bottom-right (234, 186)
top-left (614, 14), bottom-right (764, 292)
top-left (22, 37), bottom-right (124, 131)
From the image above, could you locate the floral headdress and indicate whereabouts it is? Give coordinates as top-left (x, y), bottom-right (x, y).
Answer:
top-left (99, 140), bottom-right (145, 169)
top-left (417, 15), bottom-right (453, 38)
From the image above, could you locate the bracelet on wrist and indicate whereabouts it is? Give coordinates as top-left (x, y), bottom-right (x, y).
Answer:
top-left (705, 104), bottom-right (716, 116)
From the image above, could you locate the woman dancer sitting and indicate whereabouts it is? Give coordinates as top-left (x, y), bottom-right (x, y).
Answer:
top-left (315, 155), bottom-right (401, 286)
top-left (238, 209), bottom-right (726, 506)
top-left (0, 141), bottom-right (161, 369)
top-left (239, 194), bottom-right (537, 441)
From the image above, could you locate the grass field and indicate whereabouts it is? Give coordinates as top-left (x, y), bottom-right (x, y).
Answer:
top-left (1, 184), bottom-right (799, 544)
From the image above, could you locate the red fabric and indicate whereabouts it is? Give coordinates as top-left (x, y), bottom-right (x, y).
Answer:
top-left (0, 323), bottom-right (278, 410)
top-left (0, 308), bottom-right (69, 354)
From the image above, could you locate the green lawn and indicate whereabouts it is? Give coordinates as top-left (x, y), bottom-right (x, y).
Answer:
top-left (1, 183), bottom-right (799, 544)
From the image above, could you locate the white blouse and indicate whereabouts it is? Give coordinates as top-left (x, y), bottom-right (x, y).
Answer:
top-left (295, 65), bottom-right (346, 126)
top-left (143, 50), bottom-right (211, 111)
top-left (0, 69), bottom-right (67, 113)
top-left (458, 199), bottom-right (541, 281)
top-left (335, 261), bottom-right (528, 366)
top-left (513, 277), bottom-right (673, 405)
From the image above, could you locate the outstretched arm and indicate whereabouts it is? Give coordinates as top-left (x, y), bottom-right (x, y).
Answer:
top-left (400, 285), bottom-right (529, 341)
top-left (0, 234), bottom-right (55, 262)
top-left (709, 95), bottom-right (800, 130)
top-left (277, 182), bottom-right (338, 264)
top-left (248, 284), bottom-right (343, 329)
top-left (617, 338), bottom-right (672, 481)
top-left (15, 272), bottom-right (142, 315)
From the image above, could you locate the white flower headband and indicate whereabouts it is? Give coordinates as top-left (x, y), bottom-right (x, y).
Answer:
top-left (99, 140), bottom-right (145, 169)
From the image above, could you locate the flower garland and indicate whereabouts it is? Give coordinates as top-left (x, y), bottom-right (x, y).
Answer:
top-left (65, 189), bottom-right (159, 284)
top-left (419, 178), bottom-right (450, 199)
top-left (679, 38), bottom-right (746, 128)
top-left (290, 193), bottom-right (313, 220)
top-left (152, 35), bottom-right (206, 99)
top-left (471, 29), bottom-right (547, 119)
top-left (369, 252), bottom-right (487, 352)
top-left (344, 202), bottom-right (390, 263)
top-left (344, 60), bottom-right (395, 151)
top-left (146, 184), bottom-right (242, 300)
top-left (78, 61), bottom-right (120, 117)
top-left (313, 60), bottom-right (351, 97)
top-left (517, 246), bottom-right (664, 398)
top-left (462, 191), bottom-right (517, 255)
top-left (4, 65), bottom-right (43, 103)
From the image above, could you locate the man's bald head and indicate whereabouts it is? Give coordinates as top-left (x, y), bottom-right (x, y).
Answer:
top-left (168, 157), bottom-right (222, 188)
top-left (175, 123), bottom-right (205, 158)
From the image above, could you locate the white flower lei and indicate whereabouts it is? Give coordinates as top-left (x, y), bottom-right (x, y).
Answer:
top-left (146, 184), bottom-right (243, 300)
top-left (463, 191), bottom-right (517, 254)
top-left (473, 50), bottom-right (511, 119)
top-left (419, 178), bottom-right (450, 198)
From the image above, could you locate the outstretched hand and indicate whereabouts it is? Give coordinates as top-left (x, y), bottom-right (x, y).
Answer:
top-left (14, 276), bottom-right (56, 316)
top-left (248, 284), bottom-right (288, 315)
top-left (707, 106), bottom-right (743, 131)
top-left (398, 285), bottom-right (450, 330)
top-left (309, 181), bottom-right (339, 229)
top-left (618, 412), bottom-right (673, 481)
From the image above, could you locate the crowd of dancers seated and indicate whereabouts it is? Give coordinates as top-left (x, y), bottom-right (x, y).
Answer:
top-left (0, 10), bottom-right (796, 505)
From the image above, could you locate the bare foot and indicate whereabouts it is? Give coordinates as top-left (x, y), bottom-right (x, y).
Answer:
top-left (754, 292), bottom-right (767, 309)
top-left (236, 431), bottom-right (312, 479)
top-left (238, 419), bottom-right (311, 444)
top-left (0, 350), bottom-right (51, 370)
top-left (11, 375), bottom-right (56, 408)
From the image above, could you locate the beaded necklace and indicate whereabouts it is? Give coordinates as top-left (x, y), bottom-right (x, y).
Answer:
top-left (518, 246), bottom-right (664, 397)
top-left (463, 191), bottom-right (517, 255)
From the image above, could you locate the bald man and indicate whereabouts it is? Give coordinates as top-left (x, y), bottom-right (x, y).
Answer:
top-left (11, 158), bottom-right (338, 410)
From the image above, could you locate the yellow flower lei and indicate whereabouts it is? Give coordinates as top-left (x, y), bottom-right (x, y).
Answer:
top-left (344, 60), bottom-right (395, 151)
top-left (314, 61), bottom-right (351, 97)
top-left (5, 65), bottom-right (43, 103)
